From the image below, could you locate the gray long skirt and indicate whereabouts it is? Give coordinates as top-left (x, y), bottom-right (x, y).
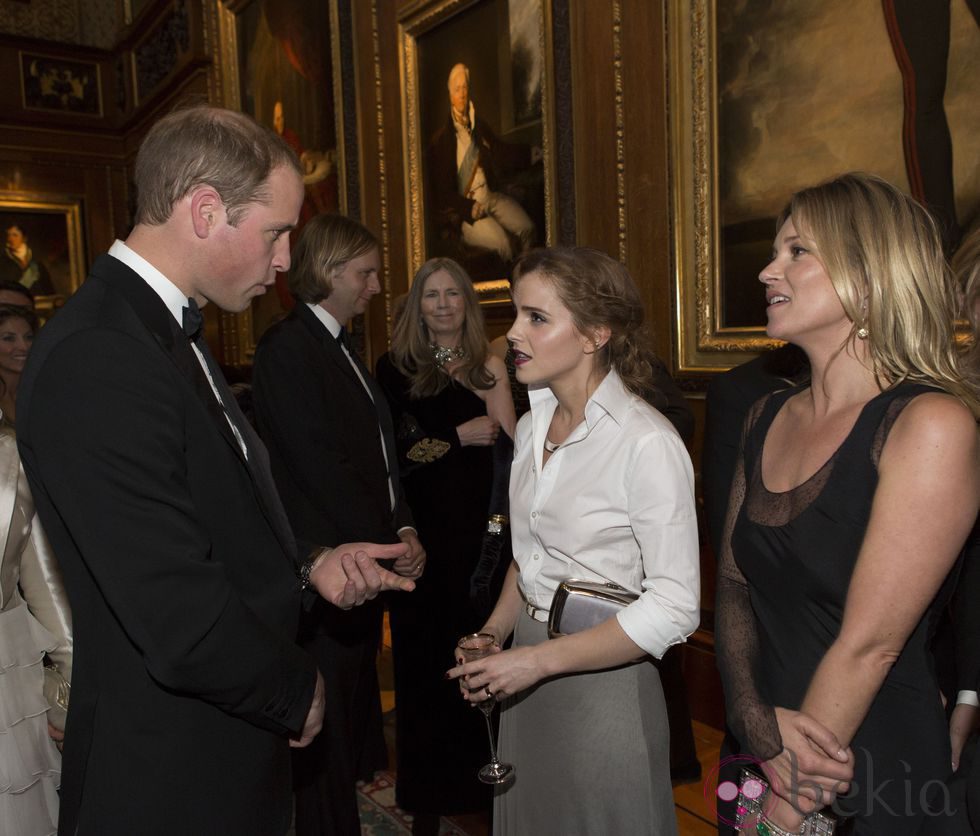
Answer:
top-left (493, 610), bottom-right (678, 836)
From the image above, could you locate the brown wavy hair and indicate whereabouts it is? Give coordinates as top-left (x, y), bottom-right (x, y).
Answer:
top-left (510, 246), bottom-right (666, 406)
top-left (0, 303), bottom-right (38, 428)
top-left (389, 258), bottom-right (494, 398)
top-left (780, 172), bottom-right (979, 416)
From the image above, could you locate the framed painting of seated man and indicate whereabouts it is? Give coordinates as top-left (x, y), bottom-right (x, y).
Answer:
top-left (400, 0), bottom-right (558, 293)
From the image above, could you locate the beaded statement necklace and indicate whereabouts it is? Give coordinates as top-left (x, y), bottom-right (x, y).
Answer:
top-left (430, 343), bottom-right (466, 368)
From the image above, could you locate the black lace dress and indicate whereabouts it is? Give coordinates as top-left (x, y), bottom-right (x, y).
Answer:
top-left (717, 383), bottom-right (958, 834)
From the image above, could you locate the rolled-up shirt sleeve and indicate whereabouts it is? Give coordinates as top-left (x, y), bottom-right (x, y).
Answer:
top-left (616, 430), bottom-right (701, 658)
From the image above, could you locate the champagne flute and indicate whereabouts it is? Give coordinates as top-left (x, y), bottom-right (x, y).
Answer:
top-left (456, 632), bottom-right (515, 785)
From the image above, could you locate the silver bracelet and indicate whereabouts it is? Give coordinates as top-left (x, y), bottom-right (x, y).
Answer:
top-left (756, 812), bottom-right (803, 836)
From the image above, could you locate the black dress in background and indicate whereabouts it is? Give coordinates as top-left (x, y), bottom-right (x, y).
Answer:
top-left (376, 354), bottom-right (494, 817)
top-left (727, 383), bottom-right (957, 834)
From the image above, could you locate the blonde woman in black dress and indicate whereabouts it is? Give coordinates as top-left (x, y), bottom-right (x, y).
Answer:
top-left (716, 173), bottom-right (979, 834)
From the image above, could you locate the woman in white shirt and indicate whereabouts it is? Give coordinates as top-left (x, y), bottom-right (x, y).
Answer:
top-left (448, 246), bottom-right (700, 834)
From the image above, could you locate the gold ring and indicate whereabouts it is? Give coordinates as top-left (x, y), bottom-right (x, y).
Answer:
top-left (484, 686), bottom-right (493, 699)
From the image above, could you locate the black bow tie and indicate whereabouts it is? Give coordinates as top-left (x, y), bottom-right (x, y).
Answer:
top-left (182, 299), bottom-right (203, 342)
top-left (336, 325), bottom-right (351, 352)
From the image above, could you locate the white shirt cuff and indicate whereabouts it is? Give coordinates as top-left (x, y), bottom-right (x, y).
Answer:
top-left (615, 598), bottom-right (698, 660)
top-left (956, 690), bottom-right (979, 707)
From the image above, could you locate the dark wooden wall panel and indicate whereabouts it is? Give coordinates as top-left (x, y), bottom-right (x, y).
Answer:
top-left (621, 0), bottom-right (673, 364)
top-left (352, 0), bottom-right (412, 369)
top-left (568, 1), bottom-right (619, 254)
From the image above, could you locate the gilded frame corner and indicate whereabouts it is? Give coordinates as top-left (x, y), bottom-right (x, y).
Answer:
top-left (667, 0), bottom-right (780, 375)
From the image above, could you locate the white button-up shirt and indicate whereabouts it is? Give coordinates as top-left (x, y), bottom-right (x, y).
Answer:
top-left (510, 370), bottom-right (700, 658)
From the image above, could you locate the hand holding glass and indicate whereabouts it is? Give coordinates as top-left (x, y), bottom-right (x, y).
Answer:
top-left (456, 632), bottom-right (515, 785)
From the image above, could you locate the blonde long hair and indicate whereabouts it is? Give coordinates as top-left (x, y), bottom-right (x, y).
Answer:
top-left (389, 258), bottom-right (494, 399)
top-left (952, 226), bottom-right (980, 388)
top-left (781, 172), bottom-right (980, 416)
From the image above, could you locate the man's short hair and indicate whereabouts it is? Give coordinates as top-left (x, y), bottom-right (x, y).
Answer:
top-left (134, 105), bottom-right (303, 227)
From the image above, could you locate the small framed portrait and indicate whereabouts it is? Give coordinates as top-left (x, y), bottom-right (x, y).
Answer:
top-left (0, 197), bottom-right (86, 316)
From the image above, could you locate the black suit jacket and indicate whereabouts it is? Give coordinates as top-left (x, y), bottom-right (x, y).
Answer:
top-left (17, 254), bottom-right (316, 836)
top-left (253, 304), bottom-right (411, 548)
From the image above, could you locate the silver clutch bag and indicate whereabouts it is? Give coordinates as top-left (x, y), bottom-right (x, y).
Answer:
top-left (547, 579), bottom-right (639, 638)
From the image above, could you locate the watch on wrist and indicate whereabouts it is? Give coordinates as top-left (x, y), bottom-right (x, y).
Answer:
top-left (299, 548), bottom-right (330, 590)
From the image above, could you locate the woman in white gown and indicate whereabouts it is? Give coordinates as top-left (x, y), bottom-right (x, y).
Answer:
top-left (0, 421), bottom-right (72, 835)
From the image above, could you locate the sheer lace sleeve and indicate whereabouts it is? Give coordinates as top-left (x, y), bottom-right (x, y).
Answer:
top-left (714, 396), bottom-right (783, 761)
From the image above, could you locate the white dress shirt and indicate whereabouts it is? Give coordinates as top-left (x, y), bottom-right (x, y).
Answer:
top-left (510, 369), bottom-right (700, 659)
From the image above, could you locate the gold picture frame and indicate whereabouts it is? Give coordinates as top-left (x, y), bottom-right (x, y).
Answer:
top-left (399, 0), bottom-right (558, 303)
top-left (667, 0), bottom-right (777, 374)
top-left (0, 195), bottom-right (86, 318)
top-left (668, 0), bottom-right (979, 374)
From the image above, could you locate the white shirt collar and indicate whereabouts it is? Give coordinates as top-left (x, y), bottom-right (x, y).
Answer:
top-left (306, 302), bottom-right (343, 340)
top-left (452, 100), bottom-right (477, 132)
top-left (108, 239), bottom-right (189, 325)
top-left (528, 368), bottom-right (632, 431)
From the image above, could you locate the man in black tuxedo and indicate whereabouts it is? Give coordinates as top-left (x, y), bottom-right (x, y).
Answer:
top-left (16, 105), bottom-right (413, 836)
top-left (253, 214), bottom-right (426, 835)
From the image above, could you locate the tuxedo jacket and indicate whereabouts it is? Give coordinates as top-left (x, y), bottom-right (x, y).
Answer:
top-left (16, 254), bottom-right (317, 836)
top-left (252, 303), bottom-right (413, 574)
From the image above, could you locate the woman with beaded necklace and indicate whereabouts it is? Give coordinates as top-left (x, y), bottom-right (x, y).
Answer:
top-left (376, 257), bottom-right (515, 834)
